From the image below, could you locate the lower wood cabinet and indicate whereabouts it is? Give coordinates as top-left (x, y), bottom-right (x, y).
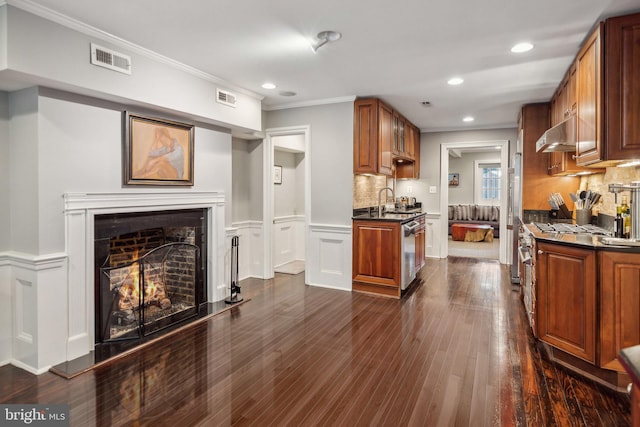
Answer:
top-left (600, 251), bottom-right (640, 371)
top-left (536, 242), bottom-right (597, 363)
top-left (352, 220), bottom-right (401, 298)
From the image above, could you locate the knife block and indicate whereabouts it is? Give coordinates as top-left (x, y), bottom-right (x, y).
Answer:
top-left (549, 209), bottom-right (572, 219)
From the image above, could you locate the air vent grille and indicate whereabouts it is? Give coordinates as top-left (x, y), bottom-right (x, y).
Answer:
top-left (216, 89), bottom-right (237, 108)
top-left (90, 43), bottom-right (131, 75)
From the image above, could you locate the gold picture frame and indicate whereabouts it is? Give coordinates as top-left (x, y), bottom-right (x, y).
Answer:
top-left (124, 112), bottom-right (194, 186)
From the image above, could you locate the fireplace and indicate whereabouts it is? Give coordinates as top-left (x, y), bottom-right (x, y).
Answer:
top-left (94, 209), bottom-right (207, 345)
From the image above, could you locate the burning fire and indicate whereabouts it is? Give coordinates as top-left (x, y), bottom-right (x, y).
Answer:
top-left (118, 261), bottom-right (170, 311)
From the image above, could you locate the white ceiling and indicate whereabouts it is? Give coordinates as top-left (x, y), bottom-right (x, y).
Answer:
top-left (11, 0), bottom-right (640, 132)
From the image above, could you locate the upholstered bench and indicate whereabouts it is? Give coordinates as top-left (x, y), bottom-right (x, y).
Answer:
top-left (451, 223), bottom-right (494, 242)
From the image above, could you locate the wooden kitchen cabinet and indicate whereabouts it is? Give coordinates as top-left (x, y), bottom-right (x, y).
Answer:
top-left (600, 250), bottom-right (640, 372)
top-left (352, 219), bottom-right (401, 298)
top-left (575, 24), bottom-right (603, 165)
top-left (604, 12), bottom-right (640, 161)
top-left (536, 241), bottom-right (597, 363)
top-left (354, 98), bottom-right (394, 175)
top-left (393, 112), bottom-right (406, 157)
top-left (575, 12), bottom-right (640, 165)
top-left (396, 123), bottom-right (420, 179)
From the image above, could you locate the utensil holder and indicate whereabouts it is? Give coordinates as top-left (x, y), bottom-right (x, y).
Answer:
top-left (575, 209), bottom-right (592, 225)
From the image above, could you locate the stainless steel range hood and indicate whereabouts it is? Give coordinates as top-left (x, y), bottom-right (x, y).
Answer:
top-left (535, 115), bottom-right (576, 153)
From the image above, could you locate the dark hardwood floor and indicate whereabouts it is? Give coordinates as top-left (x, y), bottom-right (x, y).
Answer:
top-left (0, 257), bottom-right (630, 426)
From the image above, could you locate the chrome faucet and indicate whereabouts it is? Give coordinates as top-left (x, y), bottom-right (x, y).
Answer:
top-left (378, 187), bottom-right (395, 217)
top-left (609, 181), bottom-right (640, 240)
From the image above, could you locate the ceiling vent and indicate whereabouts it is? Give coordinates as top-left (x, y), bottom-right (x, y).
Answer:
top-left (216, 89), bottom-right (237, 108)
top-left (90, 43), bottom-right (131, 75)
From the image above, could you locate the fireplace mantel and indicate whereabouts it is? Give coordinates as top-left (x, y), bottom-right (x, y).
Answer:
top-left (64, 191), bottom-right (225, 362)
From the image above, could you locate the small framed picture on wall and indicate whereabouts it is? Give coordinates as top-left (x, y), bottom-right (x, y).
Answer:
top-left (448, 173), bottom-right (459, 187)
top-left (274, 165), bottom-right (282, 185)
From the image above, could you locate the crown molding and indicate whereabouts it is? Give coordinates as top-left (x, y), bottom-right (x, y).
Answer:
top-left (5, 0), bottom-right (263, 101)
top-left (262, 95), bottom-right (357, 111)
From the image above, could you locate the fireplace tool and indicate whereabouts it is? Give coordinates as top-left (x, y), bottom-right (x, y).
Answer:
top-left (225, 235), bottom-right (243, 304)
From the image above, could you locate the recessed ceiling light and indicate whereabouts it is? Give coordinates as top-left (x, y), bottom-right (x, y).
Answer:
top-left (447, 77), bottom-right (464, 86)
top-left (262, 82), bottom-right (276, 90)
top-left (463, 116), bottom-right (474, 122)
top-left (511, 42), bottom-right (534, 53)
top-left (279, 91), bottom-right (297, 97)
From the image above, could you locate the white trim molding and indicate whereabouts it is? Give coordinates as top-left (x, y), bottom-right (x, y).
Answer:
top-left (307, 224), bottom-right (352, 291)
top-left (63, 191), bottom-right (226, 363)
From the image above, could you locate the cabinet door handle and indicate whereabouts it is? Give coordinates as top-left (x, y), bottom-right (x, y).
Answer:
top-left (538, 250), bottom-right (543, 255)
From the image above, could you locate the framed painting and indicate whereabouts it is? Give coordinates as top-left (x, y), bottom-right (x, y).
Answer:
top-left (124, 112), bottom-right (194, 186)
top-left (448, 173), bottom-right (459, 187)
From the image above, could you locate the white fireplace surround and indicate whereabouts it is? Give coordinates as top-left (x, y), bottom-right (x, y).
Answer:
top-left (64, 192), bottom-right (226, 365)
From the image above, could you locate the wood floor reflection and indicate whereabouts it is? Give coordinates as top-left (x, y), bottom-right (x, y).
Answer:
top-left (0, 257), bottom-right (630, 426)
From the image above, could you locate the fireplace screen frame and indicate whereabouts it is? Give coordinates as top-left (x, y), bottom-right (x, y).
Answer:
top-left (98, 242), bottom-right (200, 342)
top-left (94, 208), bottom-right (207, 345)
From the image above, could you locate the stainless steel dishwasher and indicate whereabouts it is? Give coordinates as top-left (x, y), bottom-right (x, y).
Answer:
top-left (401, 219), bottom-right (418, 290)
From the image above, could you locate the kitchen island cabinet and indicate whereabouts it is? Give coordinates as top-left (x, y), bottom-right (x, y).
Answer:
top-left (536, 241), bottom-right (597, 364)
top-left (352, 219), bottom-right (401, 297)
top-left (352, 213), bottom-right (425, 298)
top-left (600, 251), bottom-right (640, 372)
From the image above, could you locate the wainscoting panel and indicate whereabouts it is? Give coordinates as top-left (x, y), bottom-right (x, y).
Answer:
top-left (273, 215), bottom-right (305, 268)
top-left (307, 224), bottom-right (351, 291)
top-left (0, 256), bottom-right (11, 365)
top-left (425, 213), bottom-right (442, 259)
top-left (230, 221), bottom-right (264, 280)
top-left (8, 252), bottom-right (68, 374)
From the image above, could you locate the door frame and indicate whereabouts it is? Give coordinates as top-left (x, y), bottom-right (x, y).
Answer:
top-left (263, 125), bottom-right (311, 283)
top-left (439, 140), bottom-right (510, 264)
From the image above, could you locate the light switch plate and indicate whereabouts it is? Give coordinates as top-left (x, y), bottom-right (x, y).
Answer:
top-left (429, 186), bottom-right (437, 194)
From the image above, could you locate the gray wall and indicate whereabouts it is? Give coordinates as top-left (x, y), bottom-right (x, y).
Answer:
top-left (396, 128), bottom-right (517, 213)
top-left (0, 92), bottom-right (8, 252)
top-left (8, 88), bottom-right (233, 256)
top-left (448, 151), bottom-right (502, 205)
top-left (232, 138), bottom-right (263, 222)
top-left (274, 150), bottom-right (305, 217)
top-left (3, 5), bottom-right (261, 131)
top-left (265, 102), bottom-right (353, 226)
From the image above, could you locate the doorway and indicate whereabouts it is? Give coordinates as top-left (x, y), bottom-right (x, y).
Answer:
top-left (439, 140), bottom-right (510, 264)
top-left (263, 126), bottom-right (311, 282)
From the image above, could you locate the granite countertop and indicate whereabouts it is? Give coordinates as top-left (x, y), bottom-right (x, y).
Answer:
top-left (353, 210), bottom-right (425, 223)
top-left (619, 345), bottom-right (640, 388)
top-left (523, 223), bottom-right (640, 253)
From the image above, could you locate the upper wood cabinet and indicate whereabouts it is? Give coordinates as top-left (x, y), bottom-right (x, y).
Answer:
top-left (354, 97), bottom-right (420, 177)
top-left (575, 13), bottom-right (640, 165)
top-left (575, 24), bottom-right (603, 165)
top-left (604, 13), bottom-right (640, 161)
top-left (396, 122), bottom-right (420, 179)
top-left (354, 98), bottom-right (394, 176)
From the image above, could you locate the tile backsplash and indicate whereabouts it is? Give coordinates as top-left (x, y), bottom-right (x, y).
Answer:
top-left (353, 175), bottom-right (391, 209)
top-left (580, 166), bottom-right (640, 217)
